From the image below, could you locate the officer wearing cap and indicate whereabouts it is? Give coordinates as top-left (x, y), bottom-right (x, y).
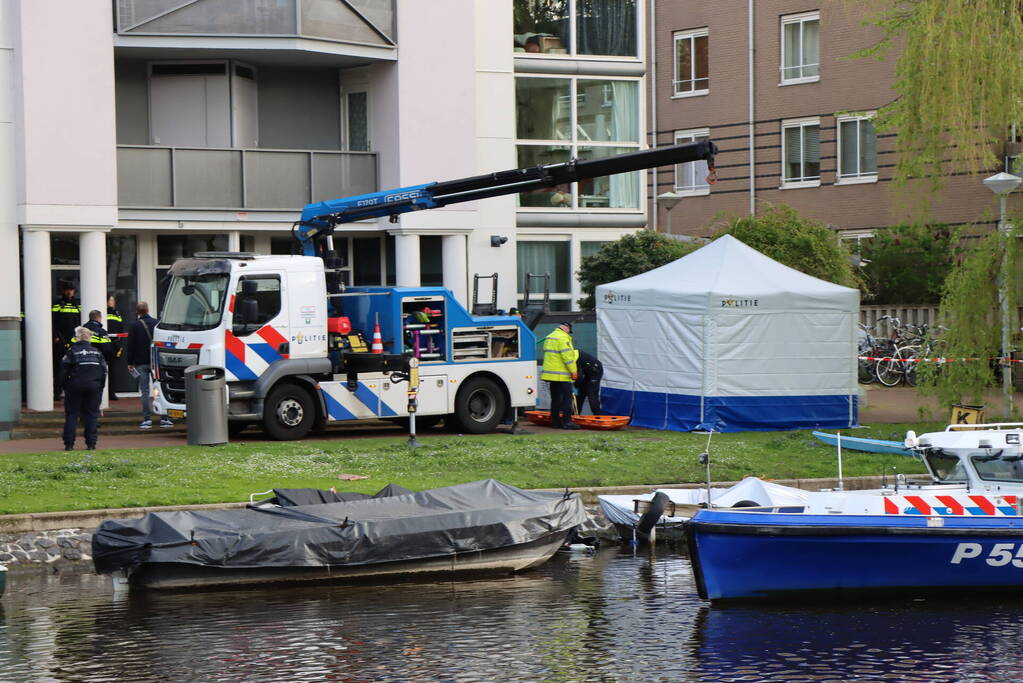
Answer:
top-left (575, 349), bottom-right (604, 415)
top-left (60, 326), bottom-right (107, 451)
top-left (541, 320), bottom-right (580, 429)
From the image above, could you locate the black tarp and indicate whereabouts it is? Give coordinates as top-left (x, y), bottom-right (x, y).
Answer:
top-left (93, 480), bottom-right (586, 574)
top-left (257, 484), bottom-right (415, 507)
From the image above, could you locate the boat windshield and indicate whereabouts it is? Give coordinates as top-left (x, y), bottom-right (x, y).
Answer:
top-left (921, 449), bottom-right (969, 483)
top-left (159, 274), bottom-right (230, 331)
top-left (970, 450), bottom-right (1023, 483)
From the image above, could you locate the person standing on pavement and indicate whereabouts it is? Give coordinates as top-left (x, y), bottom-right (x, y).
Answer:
top-left (126, 301), bottom-right (172, 429)
top-left (83, 310), bottom-right (117, 369)
top-left (541, 321), bottom-right (581, 430)
top-left (60, 326), bottom-right (107, 451)
top-left (51, 279), bottom-right (81, 401)
top-left (105, 295), bottom-right (124, 400)
top-left (574, 349), bottom-right (604, 416)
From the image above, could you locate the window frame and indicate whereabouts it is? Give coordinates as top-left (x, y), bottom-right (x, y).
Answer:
top-left (836, 112), bottom-right (879, 185)
top-left (780, 11), bottom-right (820, 86)
top-left (515, 238), bottom-right (573, 309)
top-left (673, 128), bottom-right (711, 196)
top-left (515, 74), bottom-right (643, 212)
top-left (780, 117), bottom-right (822, 189)
top-left (672, 28), bottom-right (709, 98)
top-left (512, 0), bottom-right (641, 60)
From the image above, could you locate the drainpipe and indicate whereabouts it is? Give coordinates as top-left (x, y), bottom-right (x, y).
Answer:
top-left (748, 0), bottom-right (756, 215)
top-left (649, 0), bottom-right (658, 232)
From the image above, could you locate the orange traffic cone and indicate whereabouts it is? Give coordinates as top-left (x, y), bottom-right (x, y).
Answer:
top-left (371, 314), bottom-right (383, 354)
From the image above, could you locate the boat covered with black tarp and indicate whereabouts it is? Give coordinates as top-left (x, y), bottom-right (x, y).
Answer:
top-left (92, 479), bottom-right (587, 590)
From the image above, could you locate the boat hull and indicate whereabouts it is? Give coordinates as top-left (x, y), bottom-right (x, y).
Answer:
top-left (812, 431), bottom-right (909, 456)
top-left (128, 530), bottom-right (571, 590)
top-left (687, 510), bottom-right (1023, 601)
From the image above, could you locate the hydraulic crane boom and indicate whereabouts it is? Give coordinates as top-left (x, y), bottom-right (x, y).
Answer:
top-left (296, 140), bottom-right (717, 255)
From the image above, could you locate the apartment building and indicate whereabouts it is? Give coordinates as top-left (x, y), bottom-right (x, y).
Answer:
top-left (0, 0), bottom-right (648, 424)
top-left (651, 1), bottom-right (1003, 242)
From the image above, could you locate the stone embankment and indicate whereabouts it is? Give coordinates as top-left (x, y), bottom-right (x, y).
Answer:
top-left (0, 529), bottom-right (93, 566)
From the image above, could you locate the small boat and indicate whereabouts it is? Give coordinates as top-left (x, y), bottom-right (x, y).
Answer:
top-left (686, 423), bottom-right (1023, 600)
top-left (92, 479), bottom-right (587, 591)
top-left (524, 410), bottom-right (552, 426)
top-left (598, 477), bottom-right (810, 543)
top-left (812, 431), bottom-right (910, 455)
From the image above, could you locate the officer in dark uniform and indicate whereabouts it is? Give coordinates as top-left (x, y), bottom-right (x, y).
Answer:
top-left (574, 349), bottom-right (604, 415)
top-left (83, 309), bottom-right (117, 369)
top-left (105, 295), bottom-right (124, 400)
top-left (51, 279), bottom-right (81, 400)
top-left (60, 326), bottom-right (108, 451)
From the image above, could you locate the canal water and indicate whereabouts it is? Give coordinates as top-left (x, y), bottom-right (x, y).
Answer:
top-left (2, 545), bottom-right (1023, 682)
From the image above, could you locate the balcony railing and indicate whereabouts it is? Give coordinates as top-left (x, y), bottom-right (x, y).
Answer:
top-left (117, 146), bottom-right (377, 210)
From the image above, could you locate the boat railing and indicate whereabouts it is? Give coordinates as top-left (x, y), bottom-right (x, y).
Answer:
top-left (945, 422), bottom-right (1023, 432)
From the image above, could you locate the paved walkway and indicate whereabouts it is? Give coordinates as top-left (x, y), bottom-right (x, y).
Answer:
top-left (2, 385), bottom-right (1018, 454)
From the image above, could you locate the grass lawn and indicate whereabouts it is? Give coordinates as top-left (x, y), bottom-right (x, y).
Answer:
top-left (0, 424), bottom-right (938, 515)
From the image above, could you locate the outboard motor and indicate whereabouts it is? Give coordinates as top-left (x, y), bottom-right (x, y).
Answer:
top-left (634, 491), bottom-right (670, 544)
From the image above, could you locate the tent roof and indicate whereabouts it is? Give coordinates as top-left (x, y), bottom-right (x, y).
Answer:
top-left (595, 234), bottom-right (858, 312)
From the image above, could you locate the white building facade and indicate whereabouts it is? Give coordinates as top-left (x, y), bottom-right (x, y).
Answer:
top-left (1, 0), bottom-right (647, 422)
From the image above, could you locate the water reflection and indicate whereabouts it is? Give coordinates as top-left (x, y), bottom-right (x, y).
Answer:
top-left (3, 548), bottom-right (1023, 681)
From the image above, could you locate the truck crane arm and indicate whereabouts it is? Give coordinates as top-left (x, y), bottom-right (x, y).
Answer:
top-left (296, 140), bottom-right (717, 255)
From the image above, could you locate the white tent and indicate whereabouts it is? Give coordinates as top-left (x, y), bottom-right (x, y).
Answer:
top-left (595, 235), bottom-right (859, 432)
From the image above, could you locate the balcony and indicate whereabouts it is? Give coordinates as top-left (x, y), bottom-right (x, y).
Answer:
top-left (115, 0), bottom-right (395, 46)
top-left (117, 146), bottom-right (377, 210)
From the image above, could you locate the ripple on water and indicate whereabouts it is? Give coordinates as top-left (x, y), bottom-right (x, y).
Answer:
top-left (4, 549), bottom-right (1023, 681)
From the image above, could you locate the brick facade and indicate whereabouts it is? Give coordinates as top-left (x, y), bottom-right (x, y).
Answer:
top-left (651, 1), bottom-right (1006, 238)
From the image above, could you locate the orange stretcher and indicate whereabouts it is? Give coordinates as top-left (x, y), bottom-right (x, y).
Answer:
top-left (524, 410), bottom-right (630, 430)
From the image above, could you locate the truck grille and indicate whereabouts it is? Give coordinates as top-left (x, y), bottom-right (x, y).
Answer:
top-left (157, 349), bottom-right (199, 405)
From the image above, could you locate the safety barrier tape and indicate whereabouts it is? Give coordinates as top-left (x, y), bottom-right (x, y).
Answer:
top-left (858, 356), bottom-right (1023, 363)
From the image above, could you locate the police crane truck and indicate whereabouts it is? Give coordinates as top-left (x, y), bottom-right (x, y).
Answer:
top-left (149, 141), bottom-right (717, 440)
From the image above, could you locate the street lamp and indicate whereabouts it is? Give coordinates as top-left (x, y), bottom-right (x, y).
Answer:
top-left (657, 192), bottom-right (684, 234)
top-left (983, 171), bottom-right (1023, 418)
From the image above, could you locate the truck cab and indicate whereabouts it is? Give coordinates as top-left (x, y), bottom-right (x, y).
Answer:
top-left (151, 252), bottom-right (537, 439)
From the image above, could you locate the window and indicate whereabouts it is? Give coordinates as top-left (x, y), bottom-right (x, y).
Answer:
top-left (517, 241), bottom-right (571, 310)
top-left (516, 76), bottom-right (641, 209)
top-left (233, 276), bottom-right (282, 337)
top-left (673, 29), bottom-right (709, 96)
top-left (512, 0), bottom-right (638, 57)
top-left (674, 129), bottom-right (711, 195)
top-left (781, 12), bottom-right (819, 84)
top-left (837, 114), bottom-right (878, 183)
top-left (345, 91), bottom-right (369, 152)
top-left (781, 118), bottom-right (821, 187)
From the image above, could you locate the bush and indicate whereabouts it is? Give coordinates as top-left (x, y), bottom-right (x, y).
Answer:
top-left (858, 223), bottom-right (960, 304)
top-left (712, 204), bottom-right (860, 288)
top-left (576, 231), bottom-right (699, 310)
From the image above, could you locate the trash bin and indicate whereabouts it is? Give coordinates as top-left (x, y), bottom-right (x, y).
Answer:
top-left (185, 365), bottom-right (228, 446)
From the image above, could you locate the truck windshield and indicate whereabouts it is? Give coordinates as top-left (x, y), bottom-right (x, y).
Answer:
top-left (159, 274), bottom-right (230, 331)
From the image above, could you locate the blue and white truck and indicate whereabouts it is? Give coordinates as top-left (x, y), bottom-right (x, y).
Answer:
top-left (148, 142), bottom-right (717, 439)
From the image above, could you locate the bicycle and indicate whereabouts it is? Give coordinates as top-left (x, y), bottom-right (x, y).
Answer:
top-left (874, 317), bottom-right (925, 387)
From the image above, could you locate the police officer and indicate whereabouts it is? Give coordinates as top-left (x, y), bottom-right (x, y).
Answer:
top-left (60, 326), bottom-right (107, 451)
top-left (541, 321), bottom-right (580, 430)
top-left (83, 310), bottom-right (117, 369)
top-left (51, 279), bottom-right (81, 400)
top-left (574, 349), bottom-right (604, 415)
top-left (105, 295), bottom-right (124, 400)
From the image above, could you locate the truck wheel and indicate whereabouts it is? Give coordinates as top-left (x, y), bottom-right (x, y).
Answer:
top-left (263, 383), bottom-right (315, 440)
top-left (454, 377), bottom-right (506, 434)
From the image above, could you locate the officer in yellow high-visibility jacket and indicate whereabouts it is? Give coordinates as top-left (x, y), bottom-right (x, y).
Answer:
top-left (541, 321), bottom-right (581, 429)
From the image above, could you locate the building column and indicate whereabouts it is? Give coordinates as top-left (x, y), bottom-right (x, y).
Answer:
top-left (79, 229), bottom-right (109, 407)
top-left (393, 233), bottom-right (421, 287)
top-left (22, 228), bottom-right (52, 411)
top-left (442, 233), bottom-right (468, 306)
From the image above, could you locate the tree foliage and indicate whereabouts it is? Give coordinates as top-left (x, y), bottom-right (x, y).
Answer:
top-left (576, 231), bottom-right (698, 310)
top-left (860, 0), bottom-right (1023, 184)
top-left (860, 223), bottom-right (961, 304)
top-left (917, 227), bottom-right (1019, 410)
top-left (713, 204), bottom-right (861, 288)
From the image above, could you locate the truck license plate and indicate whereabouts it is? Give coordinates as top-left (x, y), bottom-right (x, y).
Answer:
top-left (168, 409), bottom-right (185, 419)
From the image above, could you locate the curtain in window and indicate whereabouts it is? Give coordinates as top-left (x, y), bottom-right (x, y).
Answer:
top-left (606, 81), bottom-right (639, 208)
top-left (784, 126), bottom-right (802, 180)
top-left (803, 125), bottom-right (820, 178)
top-left (860, 119), bottom-right (877, 174)
top-left (676, 134), bottom-right (709, 190)
top-left (783, 23), bottom-right (800, 79)
top-left (517, 242), bottom-right (569, 293)
top-left (576, 0), bottom-right (636, 56)
top-left (840, 120), bottom-right (858, 176)
top-left (802, 20), bottom-right (820, 77)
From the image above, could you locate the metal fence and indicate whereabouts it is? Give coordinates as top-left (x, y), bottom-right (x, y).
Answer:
top-left (117, 146), bottom-right (377, 210)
